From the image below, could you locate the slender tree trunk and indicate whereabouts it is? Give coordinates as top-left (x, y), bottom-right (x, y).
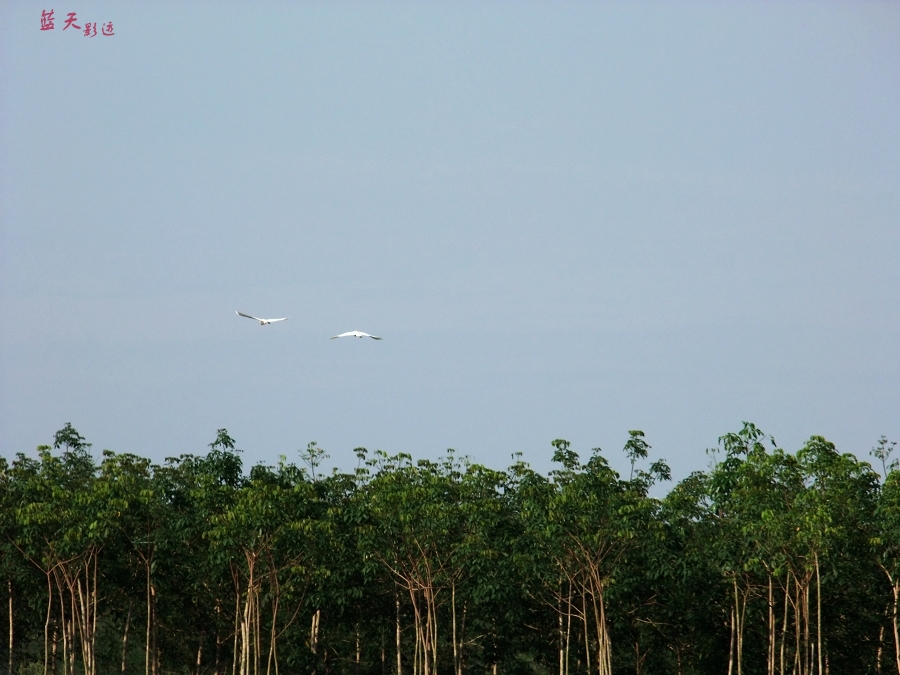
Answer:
top-left (767, 575), bottom-right (774, 675)
top-left (581, 588), bottom-right (590, 675)
top-left (121, 602), bottom-right (132, 672)
top-left (460, 602), bottom-right (467, 675)
top-left (145, 563), bottom-right (152, 675)
top-left (733, 577), bottom-right (744, 675)
top-left (215, 601), bottom-right (223, 675)
top-left (816, 555), bottom-right (823, 675)
top-left (256, 580), bottom-right (262, 675)
top-left (240, 594), bottom-right (247, 675)
top-left (413, 599), bottom-right (420, 675)
top-left (600, 587), bottom-right (611, 675)
top-left (410, 587), bottom-right (425, 675)
top-left (50, 622), bottom-right (57, 675)
top-left (7, 579), bottom-right (12, 675)
top-left (267, 591), bottom-right (277, 675)
top-left (244, 584), bottom-right (250, 675)
top-left (727, 605), bottom-right (735, 675)
top-left (588, 576), bottom-right (610, 675)
top-left (67, 575), bottom-right (75, 675)
top-left (311, 609), bottom-right (320, 655)
top-left (805, 579), bottom-right (811, 675)
top-left (558, 584), bottom-right (564, 675)
top-left (76, 570), bottom-right (91, 675)
top-left (740, 584), bottom-right (748, 675)
top-left (152, 584), bottom-right (159, 675)
top-left (430, 587), bottom-right (438, 675)
top-left (232, 580), bottom-right (240, 675)
top-left (565, 583), bottom-right (572, 675)
top-left (781, 575), bottom-right (790, 675)
top-left (794, 575), bottom-right (801, 675)
top-left (56, 576), bottom-right (67, 675)
top-left (44, 573), bottom-right (53, 675)
top-left (451, 584), bottom-right (458, 675)
top-left (395, 595), bottom-right (402, 675)
top-left (892, 578), bottom-right (900, 675)
top-left (877, 623), bottom-right (884, 675)
top-left (92, 552), bottom-right (100, 675)
top-left (74, 569), bottom-right (90, 675)
top-left (565, 582), bottom-right (572, 675)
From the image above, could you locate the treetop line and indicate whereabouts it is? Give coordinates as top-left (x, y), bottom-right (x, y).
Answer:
top-left (1, 423), bottom-right (898, 675)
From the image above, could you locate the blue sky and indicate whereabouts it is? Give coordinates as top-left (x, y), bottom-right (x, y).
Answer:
top-left (1, 1), bottom-right (898, 482)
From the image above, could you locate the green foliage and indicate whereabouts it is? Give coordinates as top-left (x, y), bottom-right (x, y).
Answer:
top-left (0, 424), bottom-right (895, 675)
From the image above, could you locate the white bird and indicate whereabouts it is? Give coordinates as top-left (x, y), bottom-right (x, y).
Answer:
top-left (236, 311), bottom-right (288, 325)
top-left (330, 331), bottom-right (382, 340)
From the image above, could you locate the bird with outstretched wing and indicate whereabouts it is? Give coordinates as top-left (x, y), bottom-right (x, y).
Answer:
top-left (236, 311), bottom-right (288, 326)
top-left (330, 331), bottom-right (382, 340)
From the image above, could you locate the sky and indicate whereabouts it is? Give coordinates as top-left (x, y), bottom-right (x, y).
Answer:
top-left (1, 1), bottom-right (898, 484)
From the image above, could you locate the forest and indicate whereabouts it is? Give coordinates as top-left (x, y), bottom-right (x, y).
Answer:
top-left (1, 423), bottom-right (899, 675)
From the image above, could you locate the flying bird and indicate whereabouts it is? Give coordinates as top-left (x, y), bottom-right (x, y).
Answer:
top-left (236, 311), bottom-right (288, 325)
top-left (330, 331), bottom-right (382, 340)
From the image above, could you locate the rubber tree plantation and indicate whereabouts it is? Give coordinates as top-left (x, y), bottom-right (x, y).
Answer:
top-left (1, 423), bottom-right (897, 675)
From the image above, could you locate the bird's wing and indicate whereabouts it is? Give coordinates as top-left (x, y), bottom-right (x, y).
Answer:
top-left (268, 318), bottom-right (288, 323)
top-left (237, 311), bottom-right (263, 321)
top-left (331, 332), bottom-right (352, 339)
top-left (369, 335), bottom-right (383, 340)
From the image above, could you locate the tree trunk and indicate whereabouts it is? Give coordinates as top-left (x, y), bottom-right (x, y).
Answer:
top-left (311, 609), bottom-right (320, 655)
top-left (581, 589), bottom-right (590, 675)
top-left (558, 584), bottom-right (564, 675)
top-left (429, 587), bottom-right (438, 675)
top-left (255, 578), bottom-right (262, 675)
top-left (892, 578), bottom-right (900, 675)
top-left (733, 577), bottom-right (745, 675)
top-left (395, 595), bottom-right (402, 675)
top-left (232, 576), bottom-right (241, 675)
top-left (816, 555), bottom-right (823, 675)
top-left (121, 602), bottom-right (132, 672)
top-left (215, 601), bottom-right (223, 675)
top-left (50, 622), bottom-right (57, 675)
top-left (877, 623), bottom-right (884, 675)
top-left (197, 634), bottom-right (204, 675)
top-left (781, 575), bottom-right (790, 675)
top-left (727, 605), bottom-right (735, 675)
top-left (152, 583), bottom-right (159, 675)
top-left (805, 577), bottom-right (811, 675)
top-left (56, 576), bottom-right (68, 675)
top-left (565, 584), bottom-right (572, 675)
top-left (267, 586), bottom-right (279, 675)
top-left (587, 576), bottom-right (610, 675)
top-left (7, 579), bottom-right (12, 675)
top-left (600, 588), bottom-right (611, 675)
top-left (92, 553), bottom-right (100, 675)
top-left (794, 575), bottom-right (801, 675)
top-left (145, 563), bottom-right (152, 675)
top-left (66, 575), bottom-right (75, 675)
top-left (768, 575), bottom-right (775, 675)
top-left (460, 602), bottom-right (467, 675)
top-left (451, 585), bottom-right (458, 675)
top-left (44, 573), bottom-right (53, 675)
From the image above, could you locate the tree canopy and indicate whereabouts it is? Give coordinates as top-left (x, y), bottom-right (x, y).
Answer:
top-left (0, 423), bottom-right (896, 675)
